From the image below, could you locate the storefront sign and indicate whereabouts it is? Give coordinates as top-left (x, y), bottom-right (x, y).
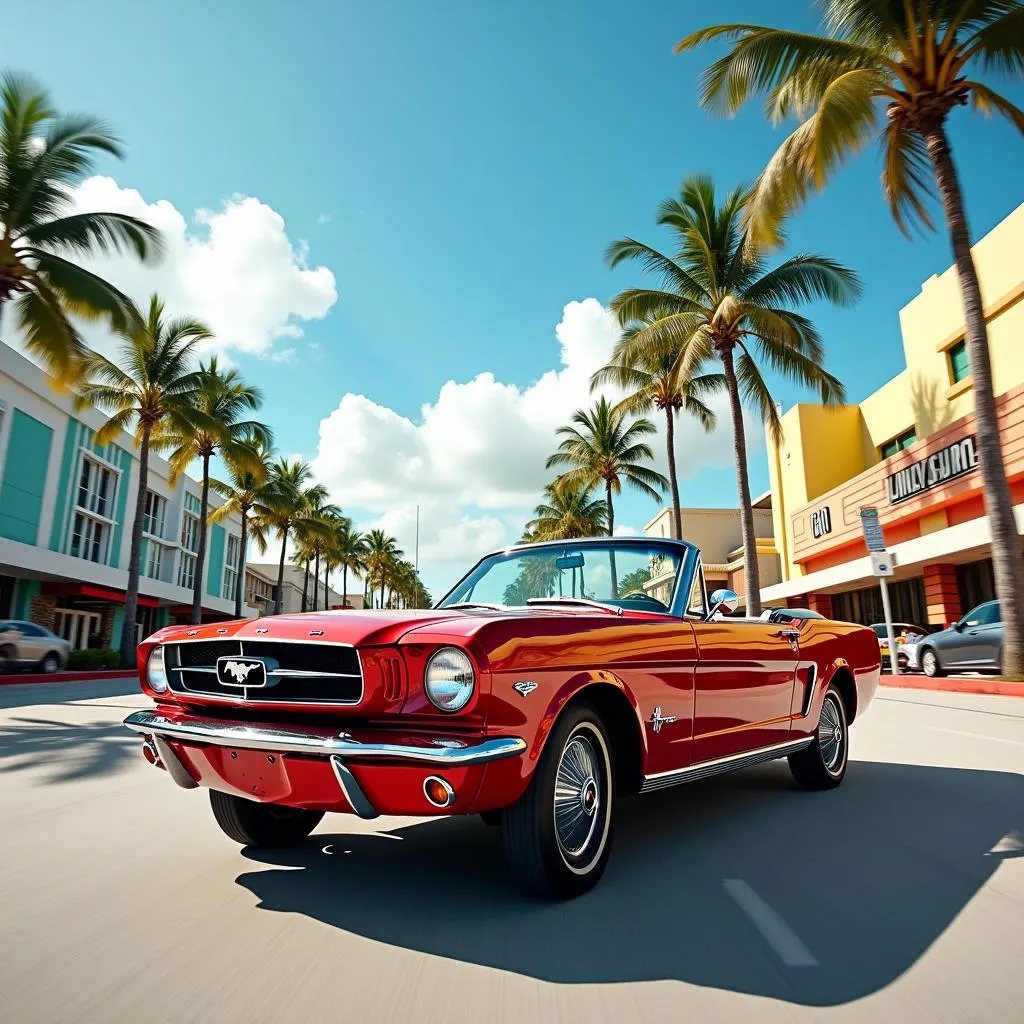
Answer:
top-left (886, 436), bottom-right (978, 504)
top-left (810, 506), bottom-right (832, 539)
top-left (859, 507), bottom-right (887, 553)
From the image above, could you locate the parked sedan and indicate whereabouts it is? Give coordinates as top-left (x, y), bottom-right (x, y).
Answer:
top-left (871, 623), bottom-right (928, 669)
top-left (916, 601), bottom-right (1002, 677)
top-left (0, 620), bottom-right (70, 673)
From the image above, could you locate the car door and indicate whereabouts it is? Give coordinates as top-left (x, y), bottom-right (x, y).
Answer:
top-left (691, 616), bottom-right (800, 763)
top-left (16, 623), bottom-right (48, 664)
top-left (955, 602), bottom-right (1001, 668)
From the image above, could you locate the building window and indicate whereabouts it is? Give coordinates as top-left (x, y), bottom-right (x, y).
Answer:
top-left (144, 541), bottom-right (164, 579)
top-left (143, 491), bottom-right (166, 537)
top-left (69, 512), bottom-right (109, 563)
top-left (948, 339), bottom-right (970, 384)
top-left (77, 457), bottom-right (115, 518)
top-left (880, 427), bottom-right (917, 459)
top-left (181, 512), bottom-right (199, 553)
top-left (832, 577), bottom-right (927, 626)
top-left (178, 553), bottom-right (196, 590)
top-left (223, 535), bottom-right (240, 600)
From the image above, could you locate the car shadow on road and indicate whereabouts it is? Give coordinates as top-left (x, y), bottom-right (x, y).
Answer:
top-left (0, 715), bottom-right (140, 783)
top-left (236, 760), bottom-right (1023, 1007)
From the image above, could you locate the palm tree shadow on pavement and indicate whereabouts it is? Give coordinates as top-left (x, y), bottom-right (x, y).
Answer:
top-left (235, 760), bottom-right (1023, 1007)
top-left (0, 715), bottom-right (140, 783)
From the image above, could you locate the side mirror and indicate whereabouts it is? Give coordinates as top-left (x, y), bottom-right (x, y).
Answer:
top-left (953, 620), bottom-right (965, 632)
top-left (707, 589), bottom-right (739, 620)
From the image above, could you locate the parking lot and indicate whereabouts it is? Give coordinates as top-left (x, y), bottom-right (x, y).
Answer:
top-left (1, 678), bottom-right (1022, 1023)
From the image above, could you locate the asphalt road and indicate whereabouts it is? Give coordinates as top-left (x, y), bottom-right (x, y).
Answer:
top-left (1, 679), bottom-right (1022, 1023)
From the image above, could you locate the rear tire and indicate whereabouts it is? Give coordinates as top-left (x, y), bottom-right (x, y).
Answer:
top-left (0, 645), bottom-right (15, 674)
top-left (921, 647), bottom-right (943, 678)
top-left (789, 685), bottom-right (848, 791)
top-left (501, 703), bottom-right (614, 900)
top-left (209, 790), bottom-right (323, 848)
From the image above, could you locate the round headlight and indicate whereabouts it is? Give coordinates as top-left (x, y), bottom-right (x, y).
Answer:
top-left (424, 647), bottom-right (475, 712)
top-left (147, 646), bottom-right (168, 693)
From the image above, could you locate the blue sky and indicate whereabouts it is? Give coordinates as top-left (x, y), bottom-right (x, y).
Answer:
top-left (10, 0), bottom-right (1024, 593)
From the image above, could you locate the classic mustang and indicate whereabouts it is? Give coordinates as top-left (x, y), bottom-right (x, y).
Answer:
top-left (124, 536), bottom-right (880, 899)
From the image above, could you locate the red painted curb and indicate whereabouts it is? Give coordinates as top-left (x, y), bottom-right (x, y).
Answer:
top-left (880, 674), bottom-right (1024, 697)
top-left (0, 670), bottom-right (137, 686)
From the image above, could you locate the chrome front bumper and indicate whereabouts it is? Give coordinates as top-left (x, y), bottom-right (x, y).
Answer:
top-left (122, 709), bottom-right (527, 765)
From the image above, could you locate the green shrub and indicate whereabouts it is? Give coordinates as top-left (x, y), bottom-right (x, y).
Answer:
top-left (67, 648), bottom-right (122, 671)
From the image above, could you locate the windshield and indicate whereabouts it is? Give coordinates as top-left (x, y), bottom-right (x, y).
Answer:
top-left (438, 542), bottom-right (684, 613)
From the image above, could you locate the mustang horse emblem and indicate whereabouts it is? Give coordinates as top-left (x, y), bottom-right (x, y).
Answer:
top-left (222, 660), bottom-right (259, 683)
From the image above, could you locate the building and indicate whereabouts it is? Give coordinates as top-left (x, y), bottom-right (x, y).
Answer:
top-left (762, 202), bottom-right (1024, 627)
top-left (245, 561), bottom-right (365, 614)
top-left (0, 343), bottom-right (254, 649)
top-left (644, 501), bottom-right (781, 610)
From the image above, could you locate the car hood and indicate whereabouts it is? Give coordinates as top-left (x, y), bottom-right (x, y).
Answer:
top-left (150, 608), bottom-right (487, 649)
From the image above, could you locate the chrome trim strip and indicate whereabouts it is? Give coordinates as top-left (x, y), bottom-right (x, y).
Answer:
top-left (166, 636), bottom-right (357, 648)
top-left (330, 756), bottom-right (379, 819)
top-left (801, 664), bottom-right (819, 718)
top-left (123, 710), bottom-right (528, 765)
top-left (640, 737), bottom-right (813, 793)
top-left (171, 666), bottom-right (361, 679)
top-left (150, 735), bottom-right (199, 789)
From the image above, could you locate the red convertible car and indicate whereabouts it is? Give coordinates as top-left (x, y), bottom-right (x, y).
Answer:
top-left (124, 537), bottom-right (880, 899)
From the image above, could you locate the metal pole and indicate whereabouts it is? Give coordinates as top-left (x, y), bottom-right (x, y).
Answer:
top-left (879, 573), bottom-right (900, 678)
top-left (415, 504), bottom-right (419, 573)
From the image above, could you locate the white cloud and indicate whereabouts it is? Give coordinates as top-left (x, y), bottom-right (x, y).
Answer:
top-left (317, 212), bottom-right (331, 225)
top-left (54, 176), bottom-right (338, 359)
top-left (312, 298), bottom-right (760, 591)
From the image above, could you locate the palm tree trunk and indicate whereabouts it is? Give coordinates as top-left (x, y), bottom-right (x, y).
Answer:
top-left (120, 422), bottom-right (152, 667)
top-left (301, 559), bottom-right (310, 612)
top-left (324, 561), bottom-right (331, 609)
top-left (313, 550), bottom-right (321, 611)
top-left (342, 565), bottom-right (348, 607)
top-left (924, 124), bottom-right (1024, 675)
top-left (275, 527), bottom-right (289, 615)
top-left (234, 507), bottom-right (247, 619)
top-left (666, 406), bottom-right (682, 539)
top-left (720, 345), bottom-right (761, 616)
top-left (190, 451), bottom-right (211, 625)
top-left (605, 478), bottom-right (618, 597)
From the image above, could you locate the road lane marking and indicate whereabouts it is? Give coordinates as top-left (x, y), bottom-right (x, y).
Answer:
top-left (930, 727), bottom-right (1024, 747)
top-left (722, 879), bottom-right (819, 967)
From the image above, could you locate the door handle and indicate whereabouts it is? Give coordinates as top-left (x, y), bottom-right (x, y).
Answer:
top-left (775, 629), bottom-right (801, 641)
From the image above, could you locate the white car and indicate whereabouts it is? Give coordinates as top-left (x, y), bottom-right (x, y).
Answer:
top-left (871, 623), bottom-right (928, 670)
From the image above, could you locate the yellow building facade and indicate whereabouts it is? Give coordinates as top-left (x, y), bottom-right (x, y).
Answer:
top-left (763, 202), bottom-right (1024, 627)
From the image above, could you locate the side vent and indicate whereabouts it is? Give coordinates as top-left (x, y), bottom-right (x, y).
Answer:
top-left (380, 655), bottom-right (405, 703)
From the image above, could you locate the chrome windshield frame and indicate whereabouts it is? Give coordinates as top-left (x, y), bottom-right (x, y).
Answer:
top-left (435, 536), bottom-right (700, 619)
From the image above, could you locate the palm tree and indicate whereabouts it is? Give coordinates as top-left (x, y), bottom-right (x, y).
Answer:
top-left (257, 459), bottom-right (326, 615)
top-left (526, 480), bottom-right (609, 540)
top-left (291, 495), bottom-right (341, 612)
top-left (606, 176), bottom-right (859, 614)
top-left (77, 294), bottom-right (212, 665)
top-left (165, 357), bottom-right (271, 623)
top-left (592, 324), bottom-right (722, 540)
top-left (0, 73), bottom-right (162, 381)
top-left (316, 509), bottom-right (348, 611)
top-left (332, 523), bottom-right (368, 608)
top-left (677, 0), bottom-right (1024, 666)
top-left (364, 529), bottom-right (403, 609)
top-left (292, 537), bottom-right (316, 613)
top-left (210, 441), bottom-right (275, 618)
top-left (546, 396), bottom-right (667, 538)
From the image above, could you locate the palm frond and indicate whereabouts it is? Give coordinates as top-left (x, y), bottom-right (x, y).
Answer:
top-left (742, 253), bottom-right (863, 306)
top-left (967, 80), bottom-right (1024, 132)
top-left (21, 211), bottom-right (163, 261)
top-left (881, 118), bottom-right (937, 235)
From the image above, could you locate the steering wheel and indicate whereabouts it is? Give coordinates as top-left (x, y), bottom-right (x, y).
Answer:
top-left (619, 590), bottom-right (669, 610)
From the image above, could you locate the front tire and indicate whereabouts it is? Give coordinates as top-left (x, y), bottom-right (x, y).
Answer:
top-left (39, 652), bottom-right (61, 674)
top-left (789, 685), bottom-right (849, 790)
top-left (921, 647), bottom-right (944, 678)
top-left (209, 790), bottom-right (323, 848)
top-left (501, 704), bottom-right (614, 900)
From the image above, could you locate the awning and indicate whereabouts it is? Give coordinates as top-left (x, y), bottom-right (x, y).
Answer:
top-left (42, 582), bottom-right (161, 608)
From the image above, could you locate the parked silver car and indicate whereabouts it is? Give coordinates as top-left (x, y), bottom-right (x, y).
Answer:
top-left (916, 601), bottom-right (1002, 677)
top-left (0, 620), bottom-right (70, 674)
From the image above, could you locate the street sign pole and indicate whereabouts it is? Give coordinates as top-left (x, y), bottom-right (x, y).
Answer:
top-left (862, 509), bottom-right (899, 678)
top-left (879, 574), bottom-right (900, 679)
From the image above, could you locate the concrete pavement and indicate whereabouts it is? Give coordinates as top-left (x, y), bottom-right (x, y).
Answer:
top-left (1, 679), bottom-right (1022, 1023)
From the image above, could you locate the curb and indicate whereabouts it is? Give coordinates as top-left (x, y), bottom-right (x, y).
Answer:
top-left (880, 674), bottom-right (1024, 698)
top-left (0, 669), bottom-right (137, 687)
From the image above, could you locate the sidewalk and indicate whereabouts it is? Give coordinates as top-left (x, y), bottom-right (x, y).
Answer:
top-left (0, 669), bottom-right (137, 687)
top-left (880, 673), bottom-right (1024, 698)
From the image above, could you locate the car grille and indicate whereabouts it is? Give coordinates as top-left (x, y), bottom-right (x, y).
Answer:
top-left (165, 639), bottom-right (362, 705)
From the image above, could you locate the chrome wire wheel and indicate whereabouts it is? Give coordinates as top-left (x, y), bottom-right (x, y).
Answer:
top-left (818, 693), bottom-right (845, 773)
top-left (552, 725), bottom-right (610, 872)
